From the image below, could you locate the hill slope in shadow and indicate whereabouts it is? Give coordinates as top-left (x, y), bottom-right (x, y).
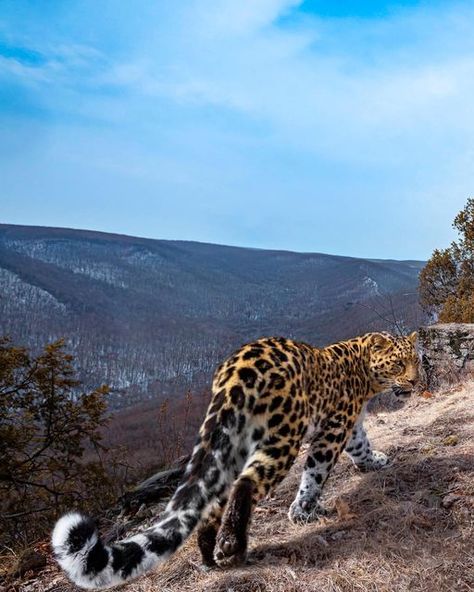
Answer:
top-left (0, 224), bottom-right (424, 407)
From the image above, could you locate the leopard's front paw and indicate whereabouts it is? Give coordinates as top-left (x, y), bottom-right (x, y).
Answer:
top-left (356, 450), bottom-right (390, 472)
top-left (288, 497), bottom-right (328, 525)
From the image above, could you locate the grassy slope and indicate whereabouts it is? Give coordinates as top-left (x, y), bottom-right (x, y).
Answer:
top-left (13, 383), bottom-right (474, 592)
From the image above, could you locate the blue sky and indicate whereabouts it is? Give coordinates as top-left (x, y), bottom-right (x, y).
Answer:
top-left (0, 0), bottom-right (472, 259)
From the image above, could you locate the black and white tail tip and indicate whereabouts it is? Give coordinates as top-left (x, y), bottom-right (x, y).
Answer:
top-left (52, 512), bottom-right (108, 590)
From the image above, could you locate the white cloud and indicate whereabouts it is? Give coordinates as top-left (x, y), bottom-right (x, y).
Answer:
top-left (188, 0), bottom-right (301, 37)
top-left (1, 0), bottom-right (473, 258)
top-left (86, 1), bottom-right (474, 167)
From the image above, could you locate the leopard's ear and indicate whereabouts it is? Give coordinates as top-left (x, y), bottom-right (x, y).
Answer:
top-left (370, 333), bottom-right (392, 352)
top-left (408, 331), bottom-right (418, 345)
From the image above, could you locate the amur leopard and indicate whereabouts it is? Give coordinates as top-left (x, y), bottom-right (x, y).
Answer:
top-left (52, 331), bottom-right (419, 589)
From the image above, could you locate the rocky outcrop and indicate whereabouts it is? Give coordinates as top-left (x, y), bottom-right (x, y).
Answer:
top-left (419, 323), bottom-right (474, 389)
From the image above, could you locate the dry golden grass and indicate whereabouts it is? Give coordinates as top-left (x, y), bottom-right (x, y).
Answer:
top-left (7, 382), bottom-right (474, 592)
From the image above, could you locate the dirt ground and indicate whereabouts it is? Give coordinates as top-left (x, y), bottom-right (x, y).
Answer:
top-left (5, 383), bottom-right (474, 592)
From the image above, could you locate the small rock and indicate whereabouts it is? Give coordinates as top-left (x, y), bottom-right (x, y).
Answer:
top-left (442, 493), bottom-right (462, 508)
top-left (442, 435), bottom-right (459, 446)
top-left (315, 535), bottom-right (329, 547)
top-left (13, 550), bottom-right (47, 577)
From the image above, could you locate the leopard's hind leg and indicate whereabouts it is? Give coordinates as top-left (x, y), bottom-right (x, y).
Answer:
top-left (197, 496), bottom-right (228, 567)
top-left (214, 444), bottom-right (300, 567)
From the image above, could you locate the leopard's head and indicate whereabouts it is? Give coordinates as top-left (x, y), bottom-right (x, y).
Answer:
top-left (368, 331), bottom-right (420, 398)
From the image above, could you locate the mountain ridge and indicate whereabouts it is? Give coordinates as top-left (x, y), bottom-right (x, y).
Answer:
top-left (0, 223), bottom-right (424, 262)
top-left (0, 224), bottom-right (425, 408)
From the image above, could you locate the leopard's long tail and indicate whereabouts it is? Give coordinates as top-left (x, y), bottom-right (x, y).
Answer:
top-left (52, 439), bottom-right (230, 590)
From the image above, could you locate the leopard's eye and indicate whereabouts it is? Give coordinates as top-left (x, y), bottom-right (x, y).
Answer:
top-left (393, 361), bottom-right (405, 372)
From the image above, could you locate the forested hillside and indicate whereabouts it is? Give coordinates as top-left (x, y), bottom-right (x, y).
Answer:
top-left (0, 224), bottom-right (424, 407)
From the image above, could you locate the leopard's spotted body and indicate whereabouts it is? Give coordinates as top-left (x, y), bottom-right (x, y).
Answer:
top-left (52, 331), bottom-right (419, 589)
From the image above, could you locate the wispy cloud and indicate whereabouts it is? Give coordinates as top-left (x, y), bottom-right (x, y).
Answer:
top-left (0, 0), bottom-right (472, 258)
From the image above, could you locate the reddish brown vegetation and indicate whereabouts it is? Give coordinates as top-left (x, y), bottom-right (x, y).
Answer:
top-left (419, 197), bottom-right (474, 322)
top-left (102, 389), bottom-right (211, 478)
top-left (0, 339), bottom-right (115, 552)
